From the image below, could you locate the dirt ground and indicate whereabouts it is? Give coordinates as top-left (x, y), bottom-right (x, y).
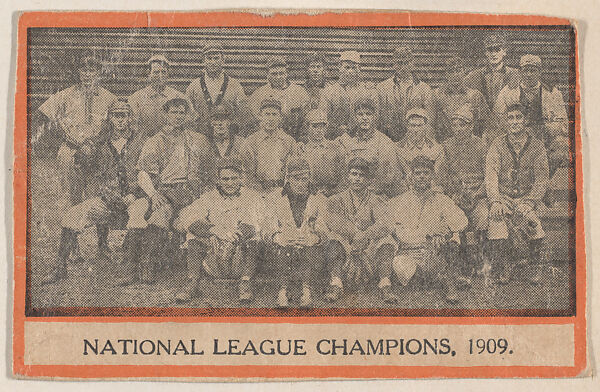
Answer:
top-left (28, 157), bottom-right (572, 311)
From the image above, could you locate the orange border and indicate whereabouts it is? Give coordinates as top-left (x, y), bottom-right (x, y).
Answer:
top-left (12, 11), bottom-right (586, 379)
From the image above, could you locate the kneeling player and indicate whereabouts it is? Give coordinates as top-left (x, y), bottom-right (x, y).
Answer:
top-left (323, 157), bottom-right (398, 304)
top-left (389, 156), bottom-right (468, 303)
top-left (174, 158), bottom-right (264, 303)
top-left (264, 157), bottom-right (328, 307)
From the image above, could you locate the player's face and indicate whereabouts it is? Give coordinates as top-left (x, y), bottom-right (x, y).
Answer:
top-left (520, 65), bottom-right (541, 87)
top-left (308, 121), bottom-right (326, 142)
top-left (148, 62), bottom-right (168, 87)
top-left (218, 168), bottom-right (242, 195)
top-left (211, 118), bottom-right (231, 140)
top-left (267, 66), bottom-right (288, 89)
top-left (451, 118), bottom-right (473, 139)
top-left (308, 61), bottom-right (325, 82)
top-left (394, 58), bottom-right (413, 77)
top-left (288, 172), bottom-right (310, 196)
top-left (166, 105), bottom-right (187, 128)
top-left (79, 66), bottom-right (100, 88)
top-left (110, 111), bottom-right (130, 132)
top-left (507, 110), bottom-right (526, 134)
top-left (355, 108), bottom-right (374, 131)
top-left (485, 45), bottom-right (507, 66)
top-left (205, 53), bottom-right (224, 75)
top-left (412, 167), bottom-right (433, 192)
top-left (339, 61), bottom-right (359, 84)
top-left (259, 107), bottom-right (282, 132)
top-left (348, 168), bottom-right (368, 191)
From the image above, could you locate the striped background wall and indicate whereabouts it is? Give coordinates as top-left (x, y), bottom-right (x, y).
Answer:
top-left (27, 26), bottom-right (573, 112)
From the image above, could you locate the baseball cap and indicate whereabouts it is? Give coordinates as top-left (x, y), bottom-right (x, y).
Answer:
top-left (450, 104), bottom-right (474, 123)
top-left (286, 156), bottom-right (311, 176)
top-left (405, 107), bottom-right (429, 122)
top-left (520, 54), bottom-right (542, 68)
top-left (353, 97), bottom-right (376, 113)
top-left (259, 97), bottom-right (282, 112)
top-left (484, 33), bottom-right (508, 49)
top-left (147, 54), bottom-right (170, 66)
top-left (108, 99), bottom-right (132, 114)
top-left (210, 104), bottom-right (231, 120)
top-left (267, 55), bottom-right (288, 70)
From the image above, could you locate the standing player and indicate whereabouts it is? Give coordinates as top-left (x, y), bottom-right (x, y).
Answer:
top-left (322, 51), bottom-right (379, 140)
top-left (304, 52), bottom-right (329, 112)
top-left (464, 34), bottom-right (519, 110)
top-left (186, 43), bottom-right (251, 136)
top-left (377, 46), bottom-right (435, 141)
top-left (249, 56), bottom-right (310, 141)
top-left (494, 54), bottom-right (568, 174)
top-left (36, 55), bottom-right (117, 206)
top-left (128, 54), bottom-right (195, 140)
top-left (433, 55), bottom-right (492, 142)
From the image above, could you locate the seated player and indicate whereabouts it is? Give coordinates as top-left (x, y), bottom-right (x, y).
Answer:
top-left (125, 98), bottom-right (213, 284)
top-left (484, 103), bottom-right (550, 285)
top-left (42, 100), bottom-right (143, 285)
top-left (296, 109), bottom-right (346, 196)
top-left (323, 157), bottom-right (398, 304)
top-left (389, 156), bottom-right (468, 303)
top-left (174, 157), bottom-right (264, 303)
top-left (263, 157), bottom-right (329, 307)
top-left (336, 97), bottom-right (406, 198)
top-left (241, 98), bottom-right (297, 193)
top-left (441, 104), bottom-right (488, 286)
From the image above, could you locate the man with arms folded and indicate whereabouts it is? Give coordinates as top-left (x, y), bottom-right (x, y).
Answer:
top-left (322, 50), bottom-right (379, 140)
top-left (187, 43), bottom-right (251, 137)
top-left (323, 157), bottom-right (399, 305)
top-left (296, 109), bottom-right (346, 197)
top-left (126, 98), bottom-right (213, 284)
top-left (241, 98), bottom-right (297, 193)
top-left (485, 103), bottom-right (550, 285)
top-left (128, 54), bottom-right (195, 140)
top-left (377, 46), bottom-right (435, 142)
top-left (174, 157), bottom-right (264, 303)
top-left (337, 97), bottom-right (407, 199)
top-left (389, 156), bottom-right (468, 304)
top-left (263, 157), bottom-right (329, 308)
top-left (249, 56), bottom-right (310, 141)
